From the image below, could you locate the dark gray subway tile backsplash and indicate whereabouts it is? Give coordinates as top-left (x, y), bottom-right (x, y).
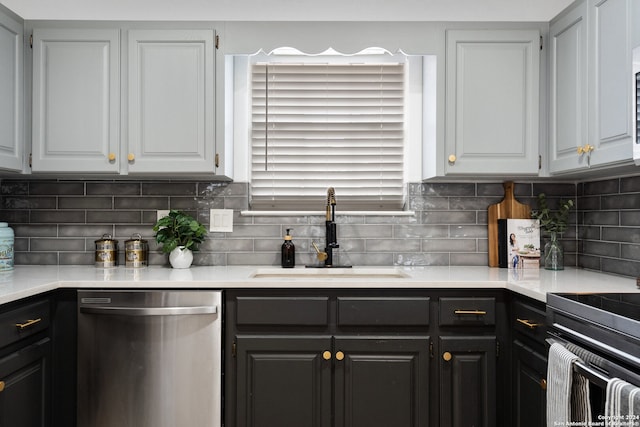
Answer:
top-left (578, 175), bottom-right (640, 277)
top-left (0, 177), bottom-right (638, 278)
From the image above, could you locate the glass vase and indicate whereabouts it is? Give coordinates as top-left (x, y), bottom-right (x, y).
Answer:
top-left (544, 232), bottom-right (564, 270)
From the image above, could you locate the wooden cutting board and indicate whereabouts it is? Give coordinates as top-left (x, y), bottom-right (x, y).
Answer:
top-left (487, 182), bottom-right (531, 267)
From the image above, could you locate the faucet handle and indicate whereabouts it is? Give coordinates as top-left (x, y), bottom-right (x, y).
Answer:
top-left (312, 242), bottom-right (328, 262)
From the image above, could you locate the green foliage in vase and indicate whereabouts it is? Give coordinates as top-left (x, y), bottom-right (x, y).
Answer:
top-left (153, 210), bottom-right (207, 254)
top-left (531, 193), bottom-right (574, 234)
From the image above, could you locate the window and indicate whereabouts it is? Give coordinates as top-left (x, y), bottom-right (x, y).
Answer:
top-left (248, 50), bottom-right (408, 211)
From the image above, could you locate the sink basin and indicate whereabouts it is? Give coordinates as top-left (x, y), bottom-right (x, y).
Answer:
top-left (250, 267), bottom-right (410, 279)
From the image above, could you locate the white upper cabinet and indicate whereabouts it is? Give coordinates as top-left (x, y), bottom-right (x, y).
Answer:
top-left (442, 29), bottom-right (540, 177)
top-left (31, 26), bottom-right (218, 176)
top-left (0, 9), bottom-right (24, 172)
top-left (32, 28), bottom-right (120, 173)
top-left (549, 0), bottom-right (635, 174)
top-left (127, 29), bottom-right (215, 174)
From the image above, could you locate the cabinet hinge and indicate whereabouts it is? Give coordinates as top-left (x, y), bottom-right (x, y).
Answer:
top-left (496, 340), bottom-right (500, 358)
top-left (215, 35), bottom-right (219, 50)
top-left (215, 153), bottom-right (220, 168)
top-left (540, 35), bottom-right (543, 51)
top-left (29, 153), bottom-right (32, 168)
top-left (538, 155), bottom-right (542, 170)
top-left (429, 340), bottom-right (434, 358)
top-left (29, 34), bottom-right (33, 49)
top-left (232, 341), bottom-right (237, 358)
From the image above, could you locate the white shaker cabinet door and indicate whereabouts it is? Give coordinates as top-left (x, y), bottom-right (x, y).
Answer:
top-left (127, 29), bottom-right (215, 174)
top-left (548, 1), bottom-right (588, 174)
top-left (32, 28), bottom-right (120, 173)
top-left (444, 29), bottom-right (540, 176)
top-left (0, 10), bottom-right (23, 172)
top-left (549, 0), bottom-right (635, 175)
top-left (587, 0), bottom-right (634, 167)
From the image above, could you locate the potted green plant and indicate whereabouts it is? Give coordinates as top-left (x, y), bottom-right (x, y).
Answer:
top-left (153, 210), bottom-right (207, 268)
top-left (530, 193), bottom-right (574, 270)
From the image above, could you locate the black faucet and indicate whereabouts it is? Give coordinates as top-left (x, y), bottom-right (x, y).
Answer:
top-left (324, 187), bottom-right (338, 266)
top-left (311, 187), bottom-right (339, 267)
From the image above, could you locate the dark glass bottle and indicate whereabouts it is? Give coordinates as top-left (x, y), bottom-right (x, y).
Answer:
top-left (281, 229), bottom-right (295, 268)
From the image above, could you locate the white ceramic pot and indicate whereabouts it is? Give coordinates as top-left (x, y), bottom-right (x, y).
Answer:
top-left (169, 246), bottom-right (193, 269)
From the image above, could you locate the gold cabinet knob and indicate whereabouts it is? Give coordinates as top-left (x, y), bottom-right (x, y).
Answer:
top-left (322, 351), bottom-right (332, 361)
top-left (0, 381), bottom-right (4, 392)
top-left (335, 351), bottom-right (345, 361)
top-left (448, 154), bottom-right (457, 163)
top-left (443, 351), bottom-right (452, 361)
top-left (108, 152), bottom-right (116, 161)
top-left (540, 378), bottom-right (547, 390)
top-left (127, 153), bottom-right (135, 161)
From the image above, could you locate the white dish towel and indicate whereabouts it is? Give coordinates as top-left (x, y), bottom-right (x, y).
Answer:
top-left (547, 343), bottom-right (592, 426)
top-left (606, 378), bottom-right (640, 427)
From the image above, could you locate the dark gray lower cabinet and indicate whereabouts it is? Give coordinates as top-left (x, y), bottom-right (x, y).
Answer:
top-left (513, 340), bottom-right (547, 427)
top-left (227, 289), bottom-right (508, 427)
top-left (235, 335), bottom-right (430, 427)
top-left (235, 336), bottom-right (332, 427)
top-left (439, 336), bottom-right (497, 427)
top-left (510, 294), bottom-right (548, 427)
top-left (0, 296), bottom-right (52, 427)
top-left (334, 337), bottom-right (430, 427)
top-left (0, 337), bottom-right (51, 427)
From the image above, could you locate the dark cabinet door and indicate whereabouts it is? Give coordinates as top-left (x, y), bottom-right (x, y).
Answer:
top-left (334, 336), bottom-right (430, 427)
top-left (513, 340), bottom-right (547, 427)
top-left (235, 335), bottom-right (332, 427)
top-left (0, 337), bottom-right (51, 427)
top-left (439, 336), bottom-right (497, 427)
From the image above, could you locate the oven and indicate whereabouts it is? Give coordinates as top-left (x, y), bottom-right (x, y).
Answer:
top-left (546, 293), bottom-right (640, 422)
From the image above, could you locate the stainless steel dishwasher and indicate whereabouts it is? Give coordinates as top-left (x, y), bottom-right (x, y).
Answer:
top-left (77, 290), bottom-right (222, 427)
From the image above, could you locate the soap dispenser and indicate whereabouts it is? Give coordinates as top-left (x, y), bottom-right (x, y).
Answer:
top-left (281, 229), bottom-right (295, 268)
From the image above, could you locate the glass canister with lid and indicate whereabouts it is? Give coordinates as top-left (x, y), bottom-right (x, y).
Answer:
top-left (0, 222), bottom-right (14, 271)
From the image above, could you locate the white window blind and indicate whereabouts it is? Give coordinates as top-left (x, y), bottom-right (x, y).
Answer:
top-left (250, 62), bottom-right (405, 211)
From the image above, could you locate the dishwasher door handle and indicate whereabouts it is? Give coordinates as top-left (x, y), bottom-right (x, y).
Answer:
top-left (80, 305), bottom-right (217, 316)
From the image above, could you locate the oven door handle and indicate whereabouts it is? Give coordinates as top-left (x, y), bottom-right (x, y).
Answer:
top-left (552, 323), bottom-right (640, 368)
top-left (80, 305), bottom-right (217, 316)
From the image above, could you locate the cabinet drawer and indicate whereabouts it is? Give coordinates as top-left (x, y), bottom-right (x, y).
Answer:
top-left (236, 296), bottom-right (329, 326)
top-left (0, 299), bottom-right (50, 349)
top-left (337, 297), bottom-right (430, 326)
top-left (439, 297), bottom-right (495, 326)
top-left (513, 299), bottom-right (547, 342)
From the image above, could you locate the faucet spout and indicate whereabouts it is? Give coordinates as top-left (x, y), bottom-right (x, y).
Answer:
top-left (325, 187), bottom-right (338, 266)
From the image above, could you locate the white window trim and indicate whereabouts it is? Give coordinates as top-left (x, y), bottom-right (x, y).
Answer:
top-left (226, 51), bottom-right (435, 214)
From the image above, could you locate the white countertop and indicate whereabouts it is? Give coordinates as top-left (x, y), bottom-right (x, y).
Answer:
top-left (0, 265), bottom-right (637, 305)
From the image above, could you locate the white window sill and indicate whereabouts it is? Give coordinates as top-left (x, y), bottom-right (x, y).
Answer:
top-left (240, 210), bottom-right (416, 217)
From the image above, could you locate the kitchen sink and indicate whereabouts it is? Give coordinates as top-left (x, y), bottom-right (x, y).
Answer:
top-left (250, 267), bottom-right (410, 279)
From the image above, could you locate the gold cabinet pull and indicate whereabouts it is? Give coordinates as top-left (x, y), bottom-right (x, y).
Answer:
top-left (108, 152), bottom-right (116, 161)
top-left (454, 310), bottom-right (487, 316)
top-left (322, 351), bottom-right (332, 361)
top-left (516, 318), bottom-right (541, 329)
top-left (577, 144), bottom-right (595, 154)
top-left (335, 351), bottom-right (345, 361)
top-left (443, 351), bottom-right (452, 362)
top-left (540, 378), bottom-right (547, 390)
top-left (127, 153), bottom-right (135, 162)
top-left (0, 381), bottom-right (4, 392)
top-left (15, 318), bottom-right (42, 330)
top-left (448, 154), bottom-right (457, 163)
